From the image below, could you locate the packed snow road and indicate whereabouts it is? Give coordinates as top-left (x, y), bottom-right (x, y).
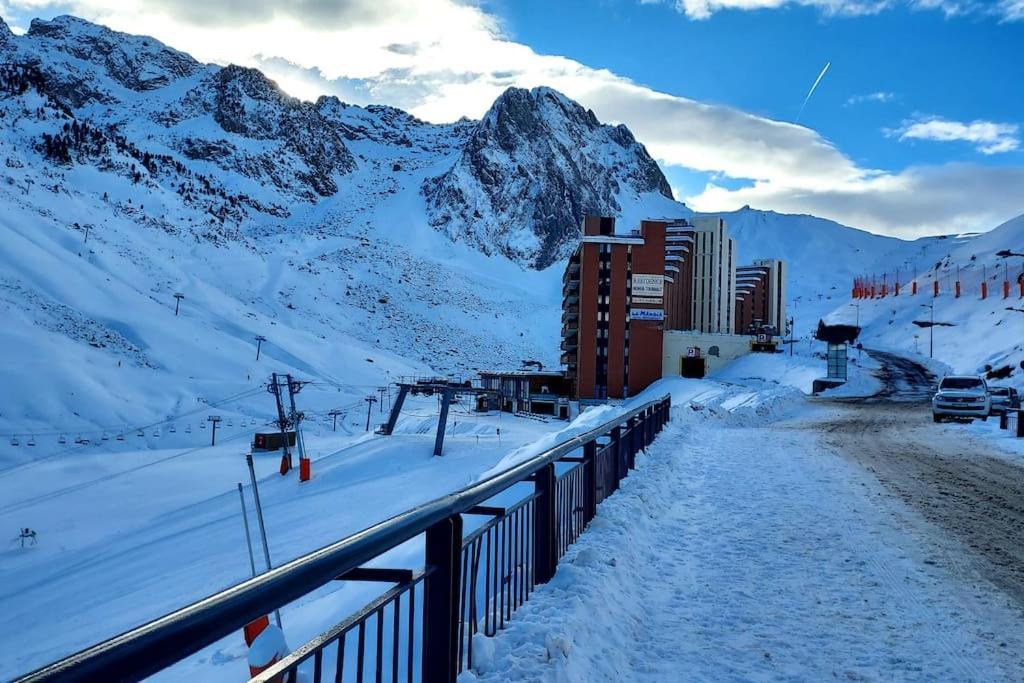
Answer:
top-left (469, 378), bottom-right (1024, 680)
top-left (821, 349), bottom-right (1024, 608)
top-left (820, 403), bottom-right (1024, 610)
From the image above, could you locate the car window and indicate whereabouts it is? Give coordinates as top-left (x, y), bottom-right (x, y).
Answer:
top-left (940, 378), bottom-right (983, 390)
top-left (990, 388), bottom-right (1009, 396)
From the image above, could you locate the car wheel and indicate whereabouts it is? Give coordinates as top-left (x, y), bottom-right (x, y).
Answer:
top-left (981, 416), bottom-right (988, 422)
top-left (933, 414), bottom-right (942, 423)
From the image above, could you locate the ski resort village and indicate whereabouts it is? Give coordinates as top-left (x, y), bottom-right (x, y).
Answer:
top-left (1, 6), bottom-right (1024, 683)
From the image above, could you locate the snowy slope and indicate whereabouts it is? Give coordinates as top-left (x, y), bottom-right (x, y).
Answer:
top-left (0, 12), bottom-right (1005, 450)
top-left (702, 207), bottom-right (971, 333)
top-left (825, 213), bottom-right (1024, 388)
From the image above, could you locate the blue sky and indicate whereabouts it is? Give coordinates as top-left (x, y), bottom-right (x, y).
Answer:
top-left (1, 0), bottom-right (1022, 236)
top-left (495, 0), bottom-right (1023, 197)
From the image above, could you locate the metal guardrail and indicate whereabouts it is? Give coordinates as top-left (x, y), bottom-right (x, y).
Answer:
top-left (17, 395), bottom-right (672, 683)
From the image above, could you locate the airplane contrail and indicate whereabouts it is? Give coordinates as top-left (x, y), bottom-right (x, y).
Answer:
top-left (796, 61), bottom-right (830, 123)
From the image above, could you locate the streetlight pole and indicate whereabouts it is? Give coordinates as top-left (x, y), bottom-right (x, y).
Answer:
top-left (920, 302), bottom-right (934, 358)
top-left (850, 303), bottom-right (861, 357)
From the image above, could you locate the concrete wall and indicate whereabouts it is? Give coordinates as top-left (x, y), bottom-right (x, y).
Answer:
top-left (662, 330), bottom-right (753, 376)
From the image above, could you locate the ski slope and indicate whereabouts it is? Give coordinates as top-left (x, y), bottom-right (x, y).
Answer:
top-left (0, 395), bottom-right (569, 679)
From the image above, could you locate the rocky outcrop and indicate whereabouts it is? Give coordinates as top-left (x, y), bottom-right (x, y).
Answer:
top-left (422, 87), bottom-right (673, 268)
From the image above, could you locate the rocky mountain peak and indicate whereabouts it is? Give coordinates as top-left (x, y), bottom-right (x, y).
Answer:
top-left (422, 85), bottom-right (674, 269)
top-left (27, 15), bottom-right (201, 93)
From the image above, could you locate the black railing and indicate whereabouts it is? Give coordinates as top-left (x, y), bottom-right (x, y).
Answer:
top-left (18, 395), bottom-right (671, 683)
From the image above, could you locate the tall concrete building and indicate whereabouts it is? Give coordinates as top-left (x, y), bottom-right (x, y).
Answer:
top-left (687, 216), bottom-right (737, 335)
top-left (735, 258), bottom-right (787, 335)
top-left (563, 214), bottom-right (785, 399)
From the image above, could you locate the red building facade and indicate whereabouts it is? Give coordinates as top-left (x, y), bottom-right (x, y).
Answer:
top-left (562, 216), bottom-right (673, 401)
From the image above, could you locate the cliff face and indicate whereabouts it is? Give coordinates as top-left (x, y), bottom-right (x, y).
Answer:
top-left (423, 86), bottom-right (674, 268)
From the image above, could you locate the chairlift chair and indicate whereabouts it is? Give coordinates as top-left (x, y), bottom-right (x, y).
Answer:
top-left (58, 434), bottom-right (67, 445)
top-left (116, 432), bottom-right (125, 441)
top-left (27, 435), bottom-right (35, 447)
top-left (10, 435), bottom-right (19, 446)
top-left (136, 429), bottom-right (145, 437)
top-left (185, 424), bottom-right (192, 434)
top-left (169, 424), bottom-right (177, 433)
top-left (153, 428), bottom-right (160, 438)
top-left (227, 419), bottom-right (234, 427)
top-left (200, 421), bottom-right (207, 429)
top-left (101, 432), bottom-right (110, 441)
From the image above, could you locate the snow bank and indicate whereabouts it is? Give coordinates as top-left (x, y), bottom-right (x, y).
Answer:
top-left (711, 351), bottom-right (883, 398)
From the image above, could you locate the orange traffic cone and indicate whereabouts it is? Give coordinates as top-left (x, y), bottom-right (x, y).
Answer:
top-left (243, 615), bottom-right (270, 647)
top-left (248, 623), bottom-right (288, 682)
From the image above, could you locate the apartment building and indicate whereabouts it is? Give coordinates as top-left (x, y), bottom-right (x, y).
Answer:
top-left (735, 258), bottom-right (787, 335)
top-left (687, 216), bottom-right (737, 335)
top-left (563, 214), bottom-right (785, 399)
top-left (562, 216), bottom-right (671, 401)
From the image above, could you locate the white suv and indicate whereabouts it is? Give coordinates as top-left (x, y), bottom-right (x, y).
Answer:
top-left (932, 375), bottom-right (990, 423)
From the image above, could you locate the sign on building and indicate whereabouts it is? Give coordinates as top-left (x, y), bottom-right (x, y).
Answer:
top-left (632, 274), bottom-right (664, 297)
top-left (631, 308), bottom-right (664, 322)
top-left (632, 296), bottom-right (663, 305)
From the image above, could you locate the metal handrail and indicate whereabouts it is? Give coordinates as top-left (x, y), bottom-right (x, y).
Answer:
top-left (17, 394), bottom-right (671, 682)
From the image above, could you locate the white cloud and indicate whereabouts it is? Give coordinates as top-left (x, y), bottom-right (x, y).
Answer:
top-left (652, 0), bottom-right (1024, 20)
top-left (686, 164), bottom-right (1024, 237)
top-left (891, 117), bottom-right (1021, 155)
top-left (2, 0), bottom-right (1022, 237)
top-left (670, 0), bottom-right (888, 20)
top-left (845, 91), bottom-right (895, 106)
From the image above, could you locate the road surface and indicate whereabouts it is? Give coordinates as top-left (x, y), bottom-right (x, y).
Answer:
top-left (819, 350), bottom-right (1024, 609)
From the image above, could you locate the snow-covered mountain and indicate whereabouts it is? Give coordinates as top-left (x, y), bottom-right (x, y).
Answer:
top-left (423, 87), bottom-right (673, 268)
top-left (826, 213), bottom-right (1024, 388)
top-left (0, 13), bottom-right (1009, 443)
top-left (0, 14), bottom-right (682, 444)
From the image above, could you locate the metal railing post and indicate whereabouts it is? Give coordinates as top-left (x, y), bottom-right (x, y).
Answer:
top-left (1017, 409), bottom-right (1024, 438)
top-left (423, 514), bottom-right (463, 683)
top-left (583, 440), bottom-right (598, 521)
top-left (533, 463), bottom-right (557, 584)
top-left (610, 426), bottom-right (623, 490)
top-left (627, 417), bottom-right (638, 469)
